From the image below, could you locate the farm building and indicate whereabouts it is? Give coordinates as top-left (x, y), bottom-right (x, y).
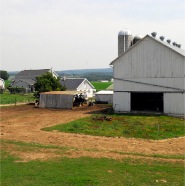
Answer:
top-left (95, 91), bottom-right (113, 104)
top-left (110, 30), bottom-right (185, 116)
top-left (61, 78), bottom-right (95, 98)
top-left (11, 69), bottom-right (58, 92)
top-left (39, 91), bottom-right (83, 109)
top-left (0, 78), bottom-right (5, 91)
top-left (106, 84), bottom-right (113, 90)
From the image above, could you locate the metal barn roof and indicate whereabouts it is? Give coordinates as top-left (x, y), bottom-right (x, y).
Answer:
top-left (61, 78), bottom-right (94, 90)
top-left (16, 69), bottom-right (51, 77)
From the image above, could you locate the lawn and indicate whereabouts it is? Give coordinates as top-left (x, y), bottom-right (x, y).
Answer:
top-left (0, 92), bottom-right (35, 104)
top-left (91, 82), bottom-right (112, 91)
top-left (1, 140), bottom-right (184, 186)
top-left (43, 115), bottom-right (185, 140)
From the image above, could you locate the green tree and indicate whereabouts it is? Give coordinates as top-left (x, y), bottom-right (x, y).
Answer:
top-left (34, 72), bottom-right (66, 93)
top-left (0, 70), bottom-right (9, 80)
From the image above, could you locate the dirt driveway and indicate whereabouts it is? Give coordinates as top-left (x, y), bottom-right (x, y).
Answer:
top-left (0, 104), bottom-right (184, 162)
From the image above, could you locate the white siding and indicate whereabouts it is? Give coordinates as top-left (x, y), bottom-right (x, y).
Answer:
top-left (164, 93), bottom-right (185, 115)
top-left (112, 35), bottom-right (185, 115)
top-left (77, 81), bottom-right (94, 98)
top-left (0, 79), bottom-right (5, 89)
top-left (113, 92), bottom-right (130, 112)
top-left (114, 78), bottom-right (184, 92)
top-left (114, 37), bottom-right (185, 79)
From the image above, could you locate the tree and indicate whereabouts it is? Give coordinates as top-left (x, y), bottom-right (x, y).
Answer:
top-left (0, 70), bottom-right (9, 80)
top-left (34, 72), bottom-right (66, 93)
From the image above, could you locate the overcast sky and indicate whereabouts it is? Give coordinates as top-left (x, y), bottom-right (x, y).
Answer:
top-left (1, 0), bottom-right (185, 71)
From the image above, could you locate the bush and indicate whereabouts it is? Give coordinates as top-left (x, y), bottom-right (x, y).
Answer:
top-left (8, 87), bottom-right (26, 94)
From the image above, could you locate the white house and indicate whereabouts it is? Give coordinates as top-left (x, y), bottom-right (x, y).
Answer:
top-left (11, 69), bottom-right (58, 92)
top-left (110, 33), bottom-right (185, 116)
top-left (61, 78), bottom-right (95, 98)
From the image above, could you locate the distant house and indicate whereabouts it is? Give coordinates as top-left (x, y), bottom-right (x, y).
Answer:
top-left (0, 78), bottom-right (5, 90)
top-left (11, 69), bottom-right (58, 92)
top-left (61, 78), bottom-right (95, 98)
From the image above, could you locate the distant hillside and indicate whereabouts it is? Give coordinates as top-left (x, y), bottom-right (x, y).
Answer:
top-left (8, 68), bottom-right (113, 81)
top-left (57, 68), bottom-right (113, 81)
top-left (56, 68), bottom-right (113, 75)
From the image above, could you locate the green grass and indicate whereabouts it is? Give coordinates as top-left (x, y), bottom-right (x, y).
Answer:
top-left (0, 92), bottom-right (35, 104)
top-left (5, 80), bottom-right (11, 88)
top-left (91, 82), bottom-right (112, 91)
top-left (1, 149), bottom-right (184, 186)
top-left (43, 115), bottom-right (185, 140)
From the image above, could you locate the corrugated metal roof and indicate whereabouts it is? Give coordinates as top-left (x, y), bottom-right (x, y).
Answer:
top-left (16, 69), bottom-right (50, 77)
top-left (61, 78), bottom-right (94, 90)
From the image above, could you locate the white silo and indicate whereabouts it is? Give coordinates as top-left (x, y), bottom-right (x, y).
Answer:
top-left (118, 29), bottom-right (133, 56)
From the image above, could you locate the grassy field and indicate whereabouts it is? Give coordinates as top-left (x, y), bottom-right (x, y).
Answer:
top-left (0, 92), bottom-right (35, 104)
top-left (43, 114), bottom-right (185, 140)
top-left (91, 82), bottom-right (112, 91)
top-left (1, 140), bottom-right (184, 186)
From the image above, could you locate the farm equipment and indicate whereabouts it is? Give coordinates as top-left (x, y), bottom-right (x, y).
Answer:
top-left (92, 115), bottom-right (112, 121)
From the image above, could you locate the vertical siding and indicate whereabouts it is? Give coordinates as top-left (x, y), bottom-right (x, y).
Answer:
top-left (114, 37), bottom-right (184, 79)
top-left (113, 92), bottom-right (130, 112)
top-left (39, 94), bottom-right (73, 109)
top-left (164, 93), bottom-right (185, 115)
top-left (77, 81), bottom-right (94, 98)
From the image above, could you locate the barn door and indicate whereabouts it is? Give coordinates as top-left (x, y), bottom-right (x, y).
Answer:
top-left (131, 92), bottom-right (163, 112)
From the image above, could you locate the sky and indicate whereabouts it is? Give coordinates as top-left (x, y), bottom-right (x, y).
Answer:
top-left (1, 0), bottom-right (185, 71)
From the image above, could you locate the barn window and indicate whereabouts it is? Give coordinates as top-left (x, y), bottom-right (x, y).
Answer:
top-left (131, 92), bottom-right (163, 112)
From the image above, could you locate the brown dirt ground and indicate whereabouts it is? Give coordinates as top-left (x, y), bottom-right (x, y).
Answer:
top-left (0, 104), bottom-right (185, 162)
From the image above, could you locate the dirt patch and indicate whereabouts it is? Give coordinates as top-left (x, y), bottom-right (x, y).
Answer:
top-left (1, 104), bottom-right (185, 162)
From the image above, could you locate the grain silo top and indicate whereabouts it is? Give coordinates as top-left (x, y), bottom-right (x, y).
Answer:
top-left (40, 91), bottom-right (83, 95)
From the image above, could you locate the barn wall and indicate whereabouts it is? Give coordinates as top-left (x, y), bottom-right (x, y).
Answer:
top-left (113, 92), bottom-right (130, 112)
top-left (114, 78), bottom-right (184, 92)
top-left (39, 94), bottom-right (73, 109)
top-left (114, 37), bottom-right (184, 79)
top-left (164, 93), bottom-right (185, 115)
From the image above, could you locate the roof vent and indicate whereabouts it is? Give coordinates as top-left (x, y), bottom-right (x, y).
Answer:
top-left (151, 32), bottom-right (157, 38)
top-left (159, 36), bottom-right (165, 41)
top-left (172, 42), bottom-right (176, 46)
top-left (166, 39), bottom-right (171, 44)
top-left (177, 44), bottom-right (181, 48)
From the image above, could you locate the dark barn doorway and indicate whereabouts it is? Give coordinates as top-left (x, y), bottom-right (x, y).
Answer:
top-left (131, 92), bottom-right (163, 112)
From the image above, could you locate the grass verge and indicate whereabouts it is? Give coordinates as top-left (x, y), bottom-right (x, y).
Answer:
top-left (43, 114), bottom-right (185, 140)
top-left (0, 92), bottom-right (35, 104)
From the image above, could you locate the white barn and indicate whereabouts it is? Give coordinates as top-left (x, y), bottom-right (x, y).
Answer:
top-left (110, 34), bottom-right (185, 116)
